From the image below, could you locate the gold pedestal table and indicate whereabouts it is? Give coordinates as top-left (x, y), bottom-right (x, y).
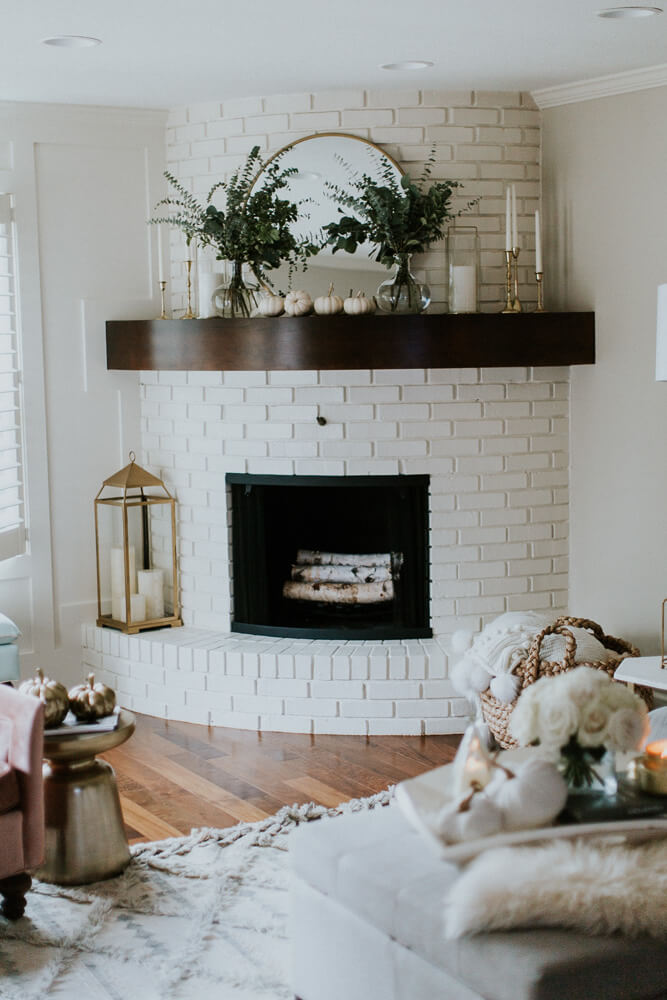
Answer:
top-left (38, 709), bottom-right (136, 885)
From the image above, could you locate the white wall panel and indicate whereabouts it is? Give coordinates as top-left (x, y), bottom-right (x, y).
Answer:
top-left (0, 102), bottom-right (166, 683)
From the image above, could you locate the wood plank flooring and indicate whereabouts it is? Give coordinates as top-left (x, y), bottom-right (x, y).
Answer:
top-left (103, 713), bottom-right (460, 844)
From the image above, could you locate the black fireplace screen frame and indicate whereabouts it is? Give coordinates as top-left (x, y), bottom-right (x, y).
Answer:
top-left (227, 473), bottom-right (431, 641)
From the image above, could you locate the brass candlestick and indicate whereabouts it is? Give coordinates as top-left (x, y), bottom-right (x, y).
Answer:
top-left (535, 272), bottom-right (545, 313)
top-left (511, 246), bottom-right (522, 313)
top-left (183, 259), bottom-right (196, 319)
top-left (501, 250), bottom-right (515, 313)
top-left (158, 280), bottom-right (168, 320)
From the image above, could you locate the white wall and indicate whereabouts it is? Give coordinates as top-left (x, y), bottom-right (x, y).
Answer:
top-left (542, 87), bottom-right (667, 653)
top-left (0, 102), bottom-right (166, 683)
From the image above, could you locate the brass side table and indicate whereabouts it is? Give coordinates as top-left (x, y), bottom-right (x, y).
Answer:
top-left (38, 709), bottom-right (135, 885)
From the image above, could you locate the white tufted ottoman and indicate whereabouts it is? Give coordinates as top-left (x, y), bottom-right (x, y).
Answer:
top-left (290, 803), bottom-right (667, 1000)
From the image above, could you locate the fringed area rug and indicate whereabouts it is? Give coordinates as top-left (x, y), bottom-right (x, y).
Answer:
top-left (0, 790), bottom-right (392, 1000)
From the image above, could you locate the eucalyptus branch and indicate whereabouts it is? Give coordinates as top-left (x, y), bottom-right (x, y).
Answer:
top-left (324, 147), bottom-right (478, 267)
top-left (149, 148), bottom-right (323, 280)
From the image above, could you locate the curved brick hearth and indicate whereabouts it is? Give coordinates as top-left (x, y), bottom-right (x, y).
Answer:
top-left (82, 625), bottom-right (465, 736)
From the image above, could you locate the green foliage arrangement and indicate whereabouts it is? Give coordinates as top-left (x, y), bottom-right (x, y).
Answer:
top-left (324, 149), bottom-right (477, 266)
top-left (201, 146), bottom-right (321, 284)
top-left (150, 146), bottom-right (321, 285)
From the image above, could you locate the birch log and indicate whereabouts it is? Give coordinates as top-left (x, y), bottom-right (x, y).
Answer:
top-left (282, 580), bottom-right (395, 604)
top-left (295, 550), bottom-right (392, 567)
top-left (290, 564), bottom-right (391, 584)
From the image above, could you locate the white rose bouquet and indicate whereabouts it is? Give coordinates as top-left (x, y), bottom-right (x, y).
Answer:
top-left (509, 666), bottom-right (648, 789)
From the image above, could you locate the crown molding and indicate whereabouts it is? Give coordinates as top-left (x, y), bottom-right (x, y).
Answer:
top-left (532, 63), bottom-right (667, 109)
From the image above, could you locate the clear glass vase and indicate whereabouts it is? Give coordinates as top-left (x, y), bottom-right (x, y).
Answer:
top-left (212, 260), bottom-right (259, 319)
top-left (376, 253), bottom-right (430, 314)
top-left (559, 743), bottom-right (617, 796)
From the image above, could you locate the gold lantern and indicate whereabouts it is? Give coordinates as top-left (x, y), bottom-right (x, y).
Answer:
top-left (94, 452), bottom-right (182, 633)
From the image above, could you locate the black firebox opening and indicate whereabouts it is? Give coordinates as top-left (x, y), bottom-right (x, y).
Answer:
top-left (228, 474), bottom-right (431, 640)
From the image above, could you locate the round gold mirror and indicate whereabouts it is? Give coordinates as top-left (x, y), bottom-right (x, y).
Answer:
top-left (252, 132), bottom-right (404, 297)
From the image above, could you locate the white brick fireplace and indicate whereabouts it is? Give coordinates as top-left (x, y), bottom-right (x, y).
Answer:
top-left (83, 363), bottom-right (569, 735)
top-left (82, 87), bottom-right (571, 735)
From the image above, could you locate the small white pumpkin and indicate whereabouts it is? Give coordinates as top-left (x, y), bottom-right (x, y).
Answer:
top-left (314, 283), bottom-right (344, 316)
top-left (258, 293), bottom-right (284, 317)
top-left (343, 291), bottom-right (375, 316)
top-left (284, 290), bottom-right (313, 317)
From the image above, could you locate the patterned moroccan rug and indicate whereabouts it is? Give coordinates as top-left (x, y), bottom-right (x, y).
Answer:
top-left (0, 790), bottom-right (392, 1000)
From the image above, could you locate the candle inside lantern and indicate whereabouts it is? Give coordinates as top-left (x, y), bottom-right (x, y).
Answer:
top-left (450, 265), bottom-right (477, 313)
top-left (110, 546), bottom-right (137, 599)
top-left (138, 568), bottom-right (165, 619)
top-left (112, 592), bottom-right (146, 623)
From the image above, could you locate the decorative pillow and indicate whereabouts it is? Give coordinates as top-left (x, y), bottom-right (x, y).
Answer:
top-left (444, 838), bottom-right (667, 940)
top-left (0, 613), bottom-right (20, 644)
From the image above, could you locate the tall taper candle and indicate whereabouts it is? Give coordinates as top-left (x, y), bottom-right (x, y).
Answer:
top-left (157, 224), bottom-right (164, 283)
top-left (535, 209), bottom-right (542, 273)
top-left (511, 185), bottom-right (518, 248)
top-left (505, 189), bottom-right (512, 251)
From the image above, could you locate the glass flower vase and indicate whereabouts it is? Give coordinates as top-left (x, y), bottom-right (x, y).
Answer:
top-left (558, 741), bottom-right (617, 796)
top-left (212, 260), bottom-right (259, 319)
top-left (376, 253), bottom-right (430, 314)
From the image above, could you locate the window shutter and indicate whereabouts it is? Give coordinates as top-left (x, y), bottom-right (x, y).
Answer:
top-left (0, 195), bottom-right (26, 561)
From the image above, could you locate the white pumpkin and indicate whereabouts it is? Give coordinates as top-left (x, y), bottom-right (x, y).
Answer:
top-left (314, 283), bottom-right (344, 316)
top-left (344, 291), bottom-right (375, 316)
top-left (258, 293), bottom-right (284, 317)
top-left (284, 290), bottom-right (313, 317)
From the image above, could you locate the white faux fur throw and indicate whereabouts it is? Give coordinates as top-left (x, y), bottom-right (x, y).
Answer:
top-left (444, 838), bottom-right (667, 939)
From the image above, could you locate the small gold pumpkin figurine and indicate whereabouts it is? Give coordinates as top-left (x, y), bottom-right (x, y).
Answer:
top-left (18, 667), bottom-right (69, 728)
top-left (68, 673), bottom-right (116, 722)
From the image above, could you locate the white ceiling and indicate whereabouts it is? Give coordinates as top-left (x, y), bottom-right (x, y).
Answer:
top-left (2, 0), bottom-right (667, 109)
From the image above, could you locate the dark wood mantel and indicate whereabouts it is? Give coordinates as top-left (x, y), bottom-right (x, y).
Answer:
top-left (106, 312), bottom-right (595, 372)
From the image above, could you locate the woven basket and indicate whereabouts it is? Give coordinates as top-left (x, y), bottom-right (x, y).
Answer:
top-left (479, 615), bottom-right (651, 750)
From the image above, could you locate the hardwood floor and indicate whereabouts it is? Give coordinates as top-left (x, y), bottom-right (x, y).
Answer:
top-left (102, 713), bottom-right (460, 844)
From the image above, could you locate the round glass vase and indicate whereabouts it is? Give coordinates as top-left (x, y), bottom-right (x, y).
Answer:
top-left (376, 253), bottom-right (430, 314)
top-left (558, 744), bottom-right (617, 796)
top-left (447, 227), bottom-right (479, 314)
top-left (212, 261), bottom-right (259, 319)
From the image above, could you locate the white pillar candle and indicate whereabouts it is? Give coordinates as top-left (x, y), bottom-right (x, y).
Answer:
top-left (511, 185), bottom-right (518, 249)
top-left (505, 189), bottom-right (512, 252)
top-left (110, 546), bottom-right (137, 599)
top-left (138, 568), bottom-right (165, 619)
top-left (535, 209), bottom-right (543, 273)
top-left (450, 265), bottom-right (477, 313)
top-left (157, 224), bottom-right (164, 283)
top-left (112, 592), bottom-right (146, 623)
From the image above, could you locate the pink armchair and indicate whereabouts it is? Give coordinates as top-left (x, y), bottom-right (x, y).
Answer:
top-left (0, 685), bottom-right (44, 918)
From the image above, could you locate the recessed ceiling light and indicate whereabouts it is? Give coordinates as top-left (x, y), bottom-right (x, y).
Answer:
top-left (596, 6), bottom-right (662, 17)
top-left (380, 60), bottom-right (434, 71)
top-left (42, 35), bottom-right (102, 48)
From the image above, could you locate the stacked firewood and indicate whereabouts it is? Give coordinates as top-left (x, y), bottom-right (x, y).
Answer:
top-left (282, 550), bottom-right (399, 605)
